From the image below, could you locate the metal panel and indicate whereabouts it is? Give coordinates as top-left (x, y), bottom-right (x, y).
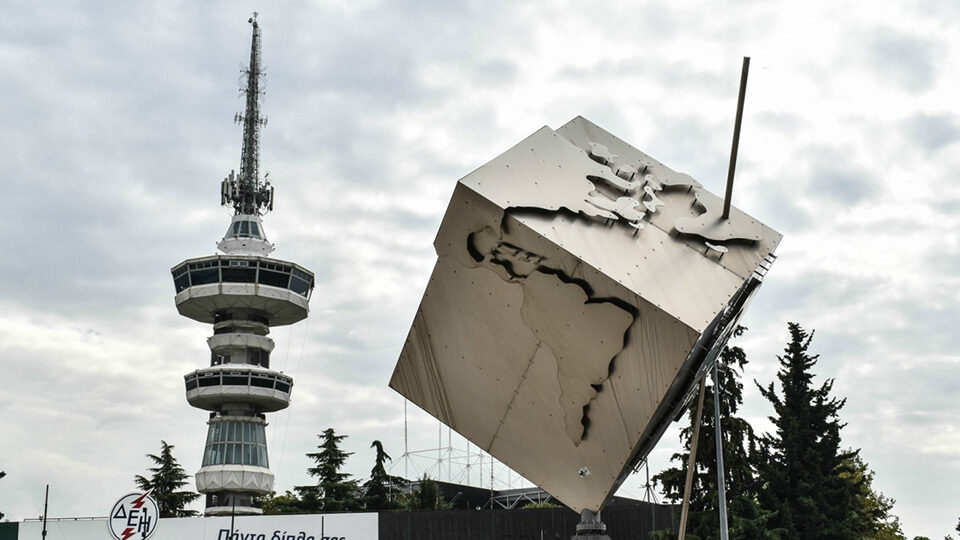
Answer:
top-left (390, 117), bottom-right (780, 514)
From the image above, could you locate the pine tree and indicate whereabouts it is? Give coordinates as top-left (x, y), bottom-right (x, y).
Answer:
top-left (412, 474), bottom-right (449, 510)
top-left (362, 440), bottom-right (406, 511)
top-left (134, 440), bottom-right (200, 517)
top-left (653, 327), bottom-right (778, 539)
top-left (756, 322), bottom-right (860, 539)
top-left (295, 428), bottom-right (359, 511)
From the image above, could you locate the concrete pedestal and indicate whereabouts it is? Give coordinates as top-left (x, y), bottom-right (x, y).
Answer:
top-left (571, 510), bottom-right (612, 540)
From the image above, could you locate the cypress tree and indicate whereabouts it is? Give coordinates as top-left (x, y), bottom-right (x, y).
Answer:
top-left (134, 440), bottom-right (200, 517)
top-left (362, 440), bottom-right (407, 511)
top-left (295, 428), bottom-right (359, 511)
top-left (756, 322), bottom-right (859, 539)
top-left (653, 327), bottom-right (777, 539)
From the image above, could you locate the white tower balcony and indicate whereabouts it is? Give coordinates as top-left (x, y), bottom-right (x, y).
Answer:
top-left (172, 255), bottom-right (314, 326)
top-left (185, 365), bottom-right (292, 412)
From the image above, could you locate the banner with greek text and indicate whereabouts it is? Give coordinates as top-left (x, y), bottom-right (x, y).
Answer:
top-left (18, 512), bottom-right (378, 540)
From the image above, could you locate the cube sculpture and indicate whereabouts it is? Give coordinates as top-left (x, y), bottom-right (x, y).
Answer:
top-left (390, 116), bottom-right (781, 513)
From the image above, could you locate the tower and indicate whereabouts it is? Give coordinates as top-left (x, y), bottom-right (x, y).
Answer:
top-left (170, 14), bottom-right (314, 516)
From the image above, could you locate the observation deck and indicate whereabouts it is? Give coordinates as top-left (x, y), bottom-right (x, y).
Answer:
top-left (185, 365), bottom-right (293, 412)
top-left (171, 255), bottom-right (314, 325)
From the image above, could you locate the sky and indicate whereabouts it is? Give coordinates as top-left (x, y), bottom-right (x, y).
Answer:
top-left (0, 0), bottom-right (958, 536)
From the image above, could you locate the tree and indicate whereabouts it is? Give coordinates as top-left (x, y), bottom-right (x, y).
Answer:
top-left (295, 428), bottom-right (359, 511)
top-left (839, 452), bottom-right (905, 539)
top-left (134, 441), bottom-right (200, 517)
top-left (362, 440), bottom-right (406, 511)
top-left (411, 475), bottom-right (450, 511)
top-left (756, 323), bottom-right (860, 539)
top-left (653, 326), bottom-right (778, 539)
top-left (259, 490), bottom-right (306, 515)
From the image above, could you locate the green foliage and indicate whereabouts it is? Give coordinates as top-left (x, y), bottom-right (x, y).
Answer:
top-left (653, 327), bottom-right (778, 539)
top-left (756, 323), bottom-right (862, 539)
top-left (295, 428), bottom-right (360, 512)
top-left (522, 501), bottom-right (560, 509)
top-left (653, 322), bottom-right (911, 540)
top-left (259, 490), bottom-right (306, 515)
top-left (839, 452), bottom-right (905, 539)
top-left (361, 440), bottom-right (406, 511)
top-left (410, 475), bottom-right (450, 511)
top-left (134, 440), bottom-right (200, 518)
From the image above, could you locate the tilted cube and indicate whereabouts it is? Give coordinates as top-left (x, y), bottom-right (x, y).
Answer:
top-left (390, 116), bottom-right (780, 513)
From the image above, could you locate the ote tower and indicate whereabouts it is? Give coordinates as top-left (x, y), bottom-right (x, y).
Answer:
top-left (171, 14), bottom-right (314, 516)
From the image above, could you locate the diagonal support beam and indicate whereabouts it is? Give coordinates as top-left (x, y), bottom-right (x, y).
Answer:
top-left (677, 377), bottom-right (707, 540)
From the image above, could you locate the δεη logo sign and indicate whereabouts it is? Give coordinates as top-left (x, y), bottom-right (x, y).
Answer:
top-left (108, 491), bottom-right (159, 540)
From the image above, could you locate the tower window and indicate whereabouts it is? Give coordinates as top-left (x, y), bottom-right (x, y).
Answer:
top-left (202, 420), bottom-right (269, 468)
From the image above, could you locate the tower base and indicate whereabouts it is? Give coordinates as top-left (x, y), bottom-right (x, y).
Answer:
top-left (203, 492), bottom-right (263, 516)
top-left (571, 510), bottom-right (612, 540)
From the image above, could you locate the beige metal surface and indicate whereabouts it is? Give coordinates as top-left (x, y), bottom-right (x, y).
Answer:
top-left (390, 117), bottom-right (780, 513)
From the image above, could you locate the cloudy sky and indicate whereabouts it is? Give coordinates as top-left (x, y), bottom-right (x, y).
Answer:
top-left (1, 0), bottom-right (958, 536)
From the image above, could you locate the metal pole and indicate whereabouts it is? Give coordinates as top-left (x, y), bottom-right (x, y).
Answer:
top-left (404, 400), bottom-right (408, 480)
top-left (678, 378), bottom-right (707, 540)
top-left (41, 484), bottom-right (49, 540)
top-left (490, 453), bottom-right (495, 540)
top-left (713, 361), bottom-right (730, 540)
top-left (230, 497), bottom-right (236, 538)
top-left (722, 56), bottom-right (750, 220)
top-left (646, 462), bottom-right (655, 531)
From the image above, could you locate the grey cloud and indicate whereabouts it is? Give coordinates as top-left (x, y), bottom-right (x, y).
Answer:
top-left (882, 298), bottom-right (960, 356)
top-left (930, 247), bottom-right (960, 275)
top-left (559, 57), bottom-right (732, 98)
top-left (866, 29), bottom-right (940, 93)
top-left (756, 111), bottom-right (804, 134)
top-left (931, 197), bottom-right (960, 216)
top-left (756, 269), bottom-right (887, 317)
top-left (754, 180), bottom-right (812, 232)
top-left (806, 150), bottom-right (882, 206)
top-left (901, 112), bottom-right (960, 153)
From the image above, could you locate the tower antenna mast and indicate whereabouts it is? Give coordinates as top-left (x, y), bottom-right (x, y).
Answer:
top-left (224, 11), bottom-right (273, 217)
